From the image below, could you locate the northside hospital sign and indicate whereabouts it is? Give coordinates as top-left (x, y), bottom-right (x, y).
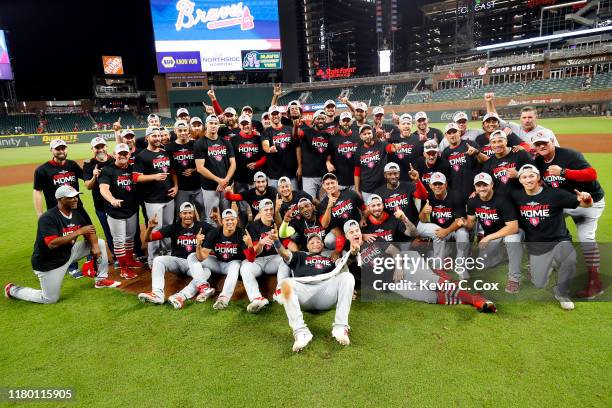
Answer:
top-left (152, 0), bottom-right (281, 73)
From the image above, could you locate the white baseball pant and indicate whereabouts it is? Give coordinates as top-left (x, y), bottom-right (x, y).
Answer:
top-left (145, 201), bottom-right (175, 267)
top-left (10, 239), bottom-right (109, 304)
top-left (564, 198), bottom-right (605, 271)
top-left (240, 255), bottom-right (291, 301)
top-left (279, 272), bottom-right (355, 335)
top-left (187, 253), bottom-right (241, 299)
top-left (151, 255), bottom-right (207, 300)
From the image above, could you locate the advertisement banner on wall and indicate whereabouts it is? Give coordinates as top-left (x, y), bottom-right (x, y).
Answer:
top-left (242, 50), bottom-right (282, 70)
top-left (102, 56), bottom-right (124, 75)
top-left (0, 129), bottom-right (147, 149)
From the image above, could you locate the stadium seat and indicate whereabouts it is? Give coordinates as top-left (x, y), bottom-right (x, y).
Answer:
top-left (0, 114), bottom-right (38, 134)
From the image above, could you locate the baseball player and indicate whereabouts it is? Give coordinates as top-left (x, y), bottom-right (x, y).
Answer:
top-left (474, 112), bottom-right (529, 157)
top-left (99, 143), bottom-right (143, 280)
top-left (412, 112), bottom-right (444, 143)
top-left (165, 120), bottom-right (204, 215)
top-left (388, 114), bottom-right (424, 181)
top-left (318, 173), bottom-right (366, 231)
top-left (374, 162), bottom-right (428, 225)
top-left (189, 116), bottom-right (204, 140)
top-left (481, 130), bottom-right (533, 194)
top-left (276, 176), bottom-right (313, 221)
top-left (83, 137), bottom-right (116, 260)
top-left (280, 197), bottom-right (340, 251)
top-left (413, 139), bottom-right (452, 193)
top-left (187, 208), bottom-right (249, 310)
top-left (239, 198), bottom-right (291, 313)
top-left (262, 105), bottom-right (301, 189)
top-left (511, 164), bottom-right (593, 310)
top-left (416, 172), bottom-right (470, 277)
top-left (271, 226), bottom-right (356, 352)
top-left (240, 105), bottom-right (264, 134)
top-left (295, 109), bottom-right (331, 199)
top-left (438, 111), bottom-right (484, 151)
top-left (5, 186), bottom-right (120, 303)
top-left (466, 173), bottom-right (523, 292)
top-left (440, 123), bottom-right (487, 200)
top-left (224, 171), bottom-right (278, 224)
top-left (362, 194), bottom-right (417, 243)
top-left (219, 107), bottom-right (241, 142)
top-left (138, 202), bottom-right (215, 309)
top-left (132, 114), bottom-right (160, 149)
top-left (194, 114), bottom-right (236, 223)
top-left (533, 133), bottom-right (605, 298)
top-left (485, 93), bottom-right (559, 147)
top-left (230, 114), bottom-right (266, 193)
top-left (327, 111), bottom-right (362, 190)
top-left (321, 99), bottom-right (340, 133)
top-left (134, 126), bottom-right (178, 267)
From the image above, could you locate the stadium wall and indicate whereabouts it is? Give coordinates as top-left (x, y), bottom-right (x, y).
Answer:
top-left (0, 128), bottom-right (146, 149)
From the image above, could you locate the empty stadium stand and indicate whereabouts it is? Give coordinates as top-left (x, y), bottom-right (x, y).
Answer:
top-left (0, 114), bottom-right (38, 134)
top-left (43, 113), bottom-right (95, 133)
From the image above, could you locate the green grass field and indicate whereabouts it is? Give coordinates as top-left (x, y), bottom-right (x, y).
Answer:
top-left (0, 139), bottom-right (611, 406)
top-left (0, 116), bottom-right (609, 168)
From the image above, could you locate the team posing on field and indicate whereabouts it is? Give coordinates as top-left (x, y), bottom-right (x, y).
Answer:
top-left (5, 87), bottom-right (605, 352)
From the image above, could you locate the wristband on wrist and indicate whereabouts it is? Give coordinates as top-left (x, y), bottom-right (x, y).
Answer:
top-left (273, 240), bottom-right (283, 250)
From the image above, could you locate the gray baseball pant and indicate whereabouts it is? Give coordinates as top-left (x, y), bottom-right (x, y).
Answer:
top-left (529, 241), bottom-right (576, 298)
top-left (107, 214), bottom-right (138, 259)
top-left (478, 231), bottom-right (524, 282)
top-left (10, 239), bottom-right (109, 304)
top-left (302, 177), bottom-right (322, 200)
top-left (145, 201), bottom-right (175, 266)
top-left (201, 189), bottom-right (229, 224)
top-left (240, 255), bottom-right (291, 301)
top-left (269, 178), bottom-right (298, 190)
top-left (151, 255), bottom-right (206, 300)
top-left (417, 223), bottom-right (471, 260)
top-left (279, 272), bottom-right (355, 335)
top-left (175, 189), bottom-right (205, 218)
top-left (187, 253), bottom-right (241, 299)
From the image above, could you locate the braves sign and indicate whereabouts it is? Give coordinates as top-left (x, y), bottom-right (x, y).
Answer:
top-left (175, 1), bottom-right (255, 31)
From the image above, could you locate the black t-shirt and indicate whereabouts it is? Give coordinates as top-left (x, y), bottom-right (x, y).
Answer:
top-left (247, 220), bottom-right (277, 258)
top-left (300, 126), bottom-right (330, 178)
top-left (280, 190), bottom-right (313, 220)
top-left (219, 125), bottom-right (241, 142)
top-left (328, 129), bottom-right (361, 186)
top-left (202, 226), bottom-right (246, 262)
top-left (374, 181), bottom-right (419, 225)
top-left (413, 156), bottom-right (452, 193)
top-left (83, 156), bottom-right (115, 212)
top-left (410, 128), bottom-right (444, 144)
top-left (193, 136), bottom-right (235, 190)
top-left (98, 163), bottom-right (138, 219)
top-left (388, 134), bottom-right (424, 181)
top-left (288, 251), bottom-right (335, 278)
top-left (482, 149), bottom-right (532, 194)
top-left (511, 186), bottom-right (579, 254)
top-left (240, 186), bottom-right (278, 217)
top-left (354, 140), bottom-right (390, 193)
top-left (128, 146), bottom-right (143, 166)
top-left (34, 160), bottom-right (84, 209)
top-left (159, 221), bottom-right (214, 259)
top-left (535, 147), bottom-right (604, 202)
top-left (134, 148), bottom-right (174, 203)
top-left (362, 214), bottom-right (409, 242)
top-left (31, 207), bottom-right (89, 271)
top-left (263, 125), bottom-right (298, 180)
top-left (428, 190), bottom-right (466, 229)
top-left (441, 141), bottom-right (481, 199)
top-left (317, 189), bottom-right (364, 229)
top-left (475, 132), bottom-right (523, 157)
top-left (135, 137), bottom-right (148, 150)
top-left (467, 192), bottom-right (517, 236)
top-left (165, 140), bottom-right (200, 191)
top-left (321, 117), bottom-right (339, 134)
top-left (289, 216), bottom-right (327, 250)
top-left (230, 132), bottom-right (264, 184)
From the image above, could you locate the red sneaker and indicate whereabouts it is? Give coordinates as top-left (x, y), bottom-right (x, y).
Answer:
top-left (125, 251), bottom-right (144, 268)
top-left (120, 268), bottom-right (138, 280)
top-left (576, 280), bottom-right (604, 299)
top-left (94, 278), bottom-right (121, 289)
top-left (195, 283), bottom-right (215, 303)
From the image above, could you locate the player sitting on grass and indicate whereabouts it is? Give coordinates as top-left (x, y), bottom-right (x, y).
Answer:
top-left (272, 225), bottom-right (357, 352)
top-left (138, 202), bottom-right (215, 309)
top-left (6, 186), bottom-right (120, 303)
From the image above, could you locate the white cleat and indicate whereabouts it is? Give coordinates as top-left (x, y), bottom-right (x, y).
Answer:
top-left (332, 327), bottom-right (350, 346)
top-left (195, 283), bottom-right (215, 303)
top-left (246, 297), bottom-right (269, 313)
top-left (292, 331), bottom-right (313, 352)
top-left (213, 296), bottom-right (229, 310)
top-left (554, 286), bottom-right (575, 311)
top-left (168, 293), bottom-right (187, 310)
top-left (137, 291), bottom-right (164, 304)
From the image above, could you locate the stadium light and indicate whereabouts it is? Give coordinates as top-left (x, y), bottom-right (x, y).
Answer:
top-left (475, 26), bottom-right (612, 51)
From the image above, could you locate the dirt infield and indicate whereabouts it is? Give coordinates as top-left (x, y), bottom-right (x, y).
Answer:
top-left (1, 133), bottom-right (610, 187)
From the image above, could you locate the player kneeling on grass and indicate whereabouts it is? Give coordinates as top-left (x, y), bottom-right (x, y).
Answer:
top-left (138, 202), bottom-right (215, 309)
top-left (466, 173), bottom-right (523, 294)
top-left (511, 164), bottom-right (593, 310)
top-left (272, 226), bottom-right (357, 352)
top-left (5, 186), bottom-right (120, 303)
top-left (186, 209), bottom-right (250, 310)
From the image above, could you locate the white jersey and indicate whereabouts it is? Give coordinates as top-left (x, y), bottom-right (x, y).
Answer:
top-left (500, 121), bottom-right (560, 147)
top-left (438, 127), bottom-right (484, 151)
